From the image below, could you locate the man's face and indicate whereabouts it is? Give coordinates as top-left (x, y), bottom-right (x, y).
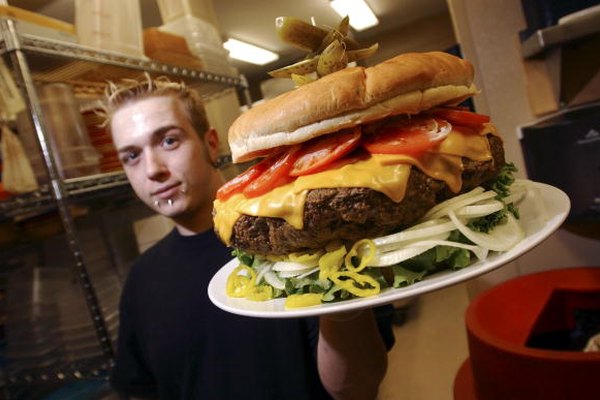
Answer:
top-left (111, 96), bottom-right (217, 222)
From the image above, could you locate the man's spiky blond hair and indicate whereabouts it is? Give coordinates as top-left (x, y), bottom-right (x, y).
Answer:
top-left (101, 73), bottom-right (210, 138)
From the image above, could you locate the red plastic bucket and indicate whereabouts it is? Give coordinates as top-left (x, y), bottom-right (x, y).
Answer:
top-left (455, 267), bottom-right (600, 399)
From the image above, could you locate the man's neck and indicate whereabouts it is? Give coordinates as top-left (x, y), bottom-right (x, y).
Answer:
top-left (173, 208), bottom-right (214, 236)
top-left (175, 221), bottom-right (212, 236)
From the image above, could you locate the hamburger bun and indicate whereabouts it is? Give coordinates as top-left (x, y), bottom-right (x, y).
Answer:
top-left (229, 51), bottom-right (478, 162)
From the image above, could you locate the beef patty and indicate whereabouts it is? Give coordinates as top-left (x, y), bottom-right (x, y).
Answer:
top-left (228, 135), bottom-right (505, 255)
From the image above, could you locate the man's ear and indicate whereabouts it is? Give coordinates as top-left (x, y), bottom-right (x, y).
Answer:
top-left (203, 128), bottom-right (220, 161)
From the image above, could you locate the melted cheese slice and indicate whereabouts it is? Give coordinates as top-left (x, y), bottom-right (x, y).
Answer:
top-left (214, 124), bottom-right (497, 245)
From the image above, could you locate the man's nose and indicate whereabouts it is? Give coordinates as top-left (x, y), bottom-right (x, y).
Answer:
top-left (144, 150), bottom-right (168, 180)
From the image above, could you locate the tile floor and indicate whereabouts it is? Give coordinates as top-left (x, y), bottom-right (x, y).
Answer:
top-left (378, 283), bottom-right (471, 400)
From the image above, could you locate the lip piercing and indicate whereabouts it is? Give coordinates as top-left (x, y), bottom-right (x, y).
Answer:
top-left (180, 183), bottom-right (187, 194)
top-left (154, 200), bottom-right (160, 208)
top-left (167, 199), bottom-right (173, 206)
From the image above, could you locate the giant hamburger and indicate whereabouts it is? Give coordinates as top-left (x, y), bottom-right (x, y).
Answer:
top-left (213, 51), bottom-right (522, 306)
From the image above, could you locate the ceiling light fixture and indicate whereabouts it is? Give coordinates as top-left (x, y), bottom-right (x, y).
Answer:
top-left (223, 38), bottom-right (279, 65)
top-left (330, 0), bottom-right (379, 31)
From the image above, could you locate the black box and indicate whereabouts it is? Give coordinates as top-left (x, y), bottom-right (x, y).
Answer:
top-left (519, 102), bottom-right (600, 223)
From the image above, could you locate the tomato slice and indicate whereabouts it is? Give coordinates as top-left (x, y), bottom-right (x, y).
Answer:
top-left (432, 108), bottom-right (490, 126)
top-left (290, 127), bottom-right (361, 177)
top-left (243, 146), bottom-right (300, 198)
top-left (216, 157), bottom-right (273, 201)
top-left (363, 117), bottom-right (451, 155)
top-left (323, 148), bottom-right (370, 172)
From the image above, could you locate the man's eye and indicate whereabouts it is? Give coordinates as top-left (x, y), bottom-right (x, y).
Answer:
top-left (121, 151), bottom-right (139, 164)
top-left (163, 136), bottom-right (179, 149)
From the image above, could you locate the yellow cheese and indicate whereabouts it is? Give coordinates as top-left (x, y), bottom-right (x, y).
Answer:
top-left (214, 125), bottom-right (496, 245)
top-left (437, 125), bottom-right (493, 161)
top-left (214, 157), bottom-right (412, 243)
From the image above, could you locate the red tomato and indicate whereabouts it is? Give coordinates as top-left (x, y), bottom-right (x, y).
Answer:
top-left (216, 157), bottom-right (273, 201)
top-left (432, 108), bottom-right (490, 126)
top-left (290, 127), bottom-right (362, 177)
top-left (363, 117), bottom-right (451, 155)
top-left (323, 148), bottom-right (370, 171)
top-left (243, 146), bottom-right (300, 198)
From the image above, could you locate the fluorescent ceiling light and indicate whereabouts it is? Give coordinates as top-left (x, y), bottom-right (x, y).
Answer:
top-left (330, 0), bottom-right (379, 31)
top-left (223, 38), bottom-right (279, 65)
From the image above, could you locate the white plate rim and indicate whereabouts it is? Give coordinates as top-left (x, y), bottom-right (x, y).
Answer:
top-left (208, 181), bottom-right (570, 318)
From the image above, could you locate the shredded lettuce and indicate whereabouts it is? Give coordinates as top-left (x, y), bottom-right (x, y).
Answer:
top-left (469, 162), bottom-right (519, 233)
top-left (392, 266), bottom-right (427, 287)
top-left (232, 248), bottom-right (254, 266)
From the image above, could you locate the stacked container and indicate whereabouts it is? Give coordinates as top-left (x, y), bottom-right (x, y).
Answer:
top-left (16, 83), bottom-right (100, 182)
top-left (74, 0), bottom-right (144, 57)
top-left (156, 0), bottom-right (236, 76)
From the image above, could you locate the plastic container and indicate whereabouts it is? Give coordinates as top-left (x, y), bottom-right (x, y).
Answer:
top-left (16, 83), bottom-right (101, 181)
top-left (156, 0), bottom-right (220, 27)
top-left (159, 15), bottom-right (236, 76)
top-left (74, 0), bottom-right (144, 57)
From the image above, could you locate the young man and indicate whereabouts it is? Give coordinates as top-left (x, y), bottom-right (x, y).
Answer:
top-left (103, 75), bottom-right (394, 400)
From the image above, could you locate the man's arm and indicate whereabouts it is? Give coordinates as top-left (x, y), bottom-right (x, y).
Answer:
top-left (317, 309), bottom-right (389, 400)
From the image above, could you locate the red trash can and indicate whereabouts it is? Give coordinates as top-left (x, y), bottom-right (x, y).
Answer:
top-left (454, 267), bottom-right (600, 400)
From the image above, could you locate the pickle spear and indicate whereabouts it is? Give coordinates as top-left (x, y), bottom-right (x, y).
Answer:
top-left (347, 43), bottom-right (379, 63)
top-left (314, 16), bottom-right (358, 55)
top-left (291, 73), bottom-right (315, 86)
top-left (317, 40), bottom-right (348, 76)
top-left (276, 16), bottom-right (359, 53)
top-left (271, 15), bottom-right (379, 81)
top-left (276, 16), bottom-right (329, 51)
top-left (268, 58), bottom-right (318, 78)
top-left (268, 43), bottom-right (379, 78)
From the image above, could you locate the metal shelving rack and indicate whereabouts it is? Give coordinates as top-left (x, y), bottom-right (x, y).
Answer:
top-left (0, 16), bottom-right (251, 392)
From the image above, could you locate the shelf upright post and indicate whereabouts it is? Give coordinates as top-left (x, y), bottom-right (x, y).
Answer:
top-left (237, 74), bottom-right (253, 109)
top-left (0, 19), bottom-right (115, 364)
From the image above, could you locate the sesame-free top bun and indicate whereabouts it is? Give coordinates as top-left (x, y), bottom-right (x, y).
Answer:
top-left (229, 51), bottom-right (478, 162)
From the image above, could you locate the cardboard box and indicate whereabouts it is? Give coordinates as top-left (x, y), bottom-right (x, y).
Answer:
top-left (143, 27), bottom-right (205, 70)
top-left (523, 32), bottom-right (600, 115)
top-left (521, 6), bottom-right (600, 116)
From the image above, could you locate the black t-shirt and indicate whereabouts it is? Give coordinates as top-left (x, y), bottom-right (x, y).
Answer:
top-left (111, 228), bottom-right (394, 399)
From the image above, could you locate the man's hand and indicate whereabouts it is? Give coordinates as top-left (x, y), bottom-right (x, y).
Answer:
top-left (317, 309), bottom-right (388, 400)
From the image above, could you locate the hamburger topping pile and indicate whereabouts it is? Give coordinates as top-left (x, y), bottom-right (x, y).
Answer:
top-left (268, 16), bottom-right (379, 85)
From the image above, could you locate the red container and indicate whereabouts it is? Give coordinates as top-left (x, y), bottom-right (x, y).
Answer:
top-left (455, 267), bottom-right (600, 400)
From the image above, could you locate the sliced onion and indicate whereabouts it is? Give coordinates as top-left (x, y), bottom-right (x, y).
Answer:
top-left (455, 199), bottom-right (505, 218)
top-left (297, 266), bottom-right (320, 279)
top-left (255, 262), bottom-right (273, 284)
top-left (264, 271), bottom-right (286, 290)
top-left (448, 210), bottom-right (524, 252)
top-left (368, 242), bottom-right (438, 267)
top-left (372, 219), bottom-right (455, 248)
top-left (385, 116), bottom-right (452, 143)
top-left (424, 117), bottom-right (452, 142)
top-left (375, 232), bottom-right (450, 253)
top-left (424, 190), bottom-right (498, 221)
top-left (503, 179), bottom-right (529, 206)
top-left (416, 240), bottom-right (489, 261)
top-left (272, 261), bottom-right (316, 272)
top-left (278, 269), bottom-right (313, 278)
top-left (421, 187), bottom-right (484, 220)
